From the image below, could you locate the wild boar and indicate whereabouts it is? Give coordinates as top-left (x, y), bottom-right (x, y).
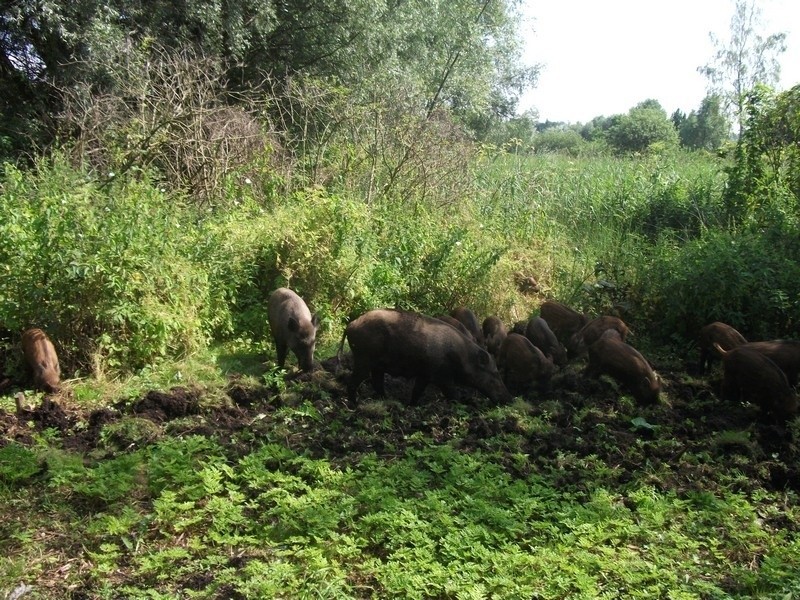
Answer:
top-left (570, 315), bottom-right (630, 358)
top-left (21, 328), bottom-right (61, 393)
top-left (496, 333), bottom-right (555, 393)
top-left (736, 340), bottom-right (800, 386)
top-left (436, 315), bottom-right (473, 340)
top-left (267, 288), bottom-right (319, 372)
top-left (540, 300), bottom-right (589, 349)
top-left (345, 309), bottom-right (511, 405)
top-left (524, 316), bottom-right (567, 366)
top-left (511, 320), bottom-right (528, 335)
top-left (717, 345), bottom-right (798, 421)
top-left (450, 306), bottom-right (485, 346)
top-left (585, 329), bottom-right (660, 404)
top-left (482, 316), bottom-right (508, 358)
top-left (697, 321), bottom-right (747, 374)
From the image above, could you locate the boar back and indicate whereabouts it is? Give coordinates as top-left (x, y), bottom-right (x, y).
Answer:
top-left (496, 333), bottom-right (554, 393)
top-left (482, 316), bottom-right (508, 358)
top-left (697, 321), bottom-right (747, 374)
top-left (524, 316), bottom-right (567, 366)
top-left (720, 345), bottom-right (798, 421)
top-left (345, 309), bottom-right (511, 405)
top-left (450, 306), bottom-right (485, 346)
top-left (540, 300), bottom-right (589, 348)
top-left (737, 340), bottom-right (800, 386)
top-left (585, 330), bottom-right (660, 404)
top-left (570, 316), bottom-right (630, 358)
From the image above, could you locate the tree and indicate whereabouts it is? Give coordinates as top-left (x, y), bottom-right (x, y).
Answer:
top-left (699, 0), bottom-right (786, 136)
top-left (349, 0), bottom-right (537, 136)
top-left (725, 84), bottom-right (800, 225)
top-left (677, 94), bottom-right (730, 151)
top-left (533, 128), bottom-right (587, 156)
top-left (0, 0), bottom-right (538, 159)
top-left (606, 101), bottom-right (679, 154)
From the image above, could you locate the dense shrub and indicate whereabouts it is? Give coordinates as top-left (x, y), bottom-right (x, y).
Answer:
top-left (198, 191), bottom-right (508, 341)
top-left (0, 156), bottom-right (514, 373)
top-left (532, 129), bottom-right (589, 157)
top-left (0, 157), bottom-right (211, 372)
top-left (724, 84), bottom-right (800, 229)
top-left (641, 228), bottom-right (800, 342)
top-left (606, 102), bottom-right (680, 154)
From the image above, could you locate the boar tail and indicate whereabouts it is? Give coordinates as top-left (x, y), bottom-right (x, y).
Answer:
top-left (337, 328), bottom-right (348, 359)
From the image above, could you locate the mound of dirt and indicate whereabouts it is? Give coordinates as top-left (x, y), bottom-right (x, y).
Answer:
top-left (130, 387), bottom-right (203, 422)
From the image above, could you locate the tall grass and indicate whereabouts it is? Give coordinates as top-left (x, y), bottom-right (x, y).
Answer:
top-left (4, 141), bottom-right (798, 376)
top-left (473, 150), bottom-right (728, 318)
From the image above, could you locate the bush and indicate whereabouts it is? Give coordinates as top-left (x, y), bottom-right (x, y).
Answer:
top-left (607, 102), bottom-right (679, 154)
top-left (533, 129), bottom-right (589, 157)
top-left (198, 189), bottom-right (508, 342)
top-left (0, 157), bottom-right (211, 372)
top-left (641, 228), bottom-right (800, 342)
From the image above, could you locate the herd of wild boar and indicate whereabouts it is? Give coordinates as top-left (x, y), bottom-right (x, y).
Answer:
top-left (261, 288), bottom-right (798, 423)
top-left (9, 287), bottom-right (800, 422)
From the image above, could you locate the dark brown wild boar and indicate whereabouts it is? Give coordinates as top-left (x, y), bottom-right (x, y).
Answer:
top-left (450, 306), bottom-right (485, 346)
top-left (482, 316), bottom-right (508, 358)
top-left (736, 340), bottom-right (800, 386)
top-left (345, 309), bottom-right (511, 405)
top-left (540, 300), bottom-right (589, 349)
top-left (585, 329), bottom-right (660, 404)
top-left (570, 315), bottom-right (630, 358)
top-left (697, 321), bottom-right (747, 374)
top-left (436, 315), bottom-right (473, 339)
top-left (511, 321), bottom-right (527, 335)
top-left (496, 333), bottom-right (554, 393)
top-left (717, 345), bottom-right (798, 421)
top-left (267, 288), bottom-right (319, 372)
top-left (21, 328), bottom-right (60, 393)
top-left (524, 316), bottom-right (567, 366)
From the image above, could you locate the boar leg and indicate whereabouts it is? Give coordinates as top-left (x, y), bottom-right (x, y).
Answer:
top-left (583, 363), bottom-right (600, 379)
top-left (370, 369), bottom-right (386, 397)
top-left (410, 377), bottom-right (430, 405)
top-left (721, 377), bottom-right (740, 403)
top-left (348, 362), bottom-right (371, 403)
top-left (275, 341), bottom-right (288, 368)
top-left (437, 381), bottom-right (459, 402)
top-left (698, 349), bottom-right (708, 374)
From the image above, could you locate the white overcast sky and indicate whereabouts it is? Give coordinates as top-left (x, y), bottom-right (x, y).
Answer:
top-left (518, 0), bottom-right (800, 123)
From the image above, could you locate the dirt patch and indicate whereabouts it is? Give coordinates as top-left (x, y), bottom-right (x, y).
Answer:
top-left (227, 380), bottom-right (272, 408)
top-left (129, 387), bottom-right (203, 422)
top-left (2, 352), bottom-right (799, 497)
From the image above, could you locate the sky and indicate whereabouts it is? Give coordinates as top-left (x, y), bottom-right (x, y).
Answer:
top-left (517, 0), bottom-right (800, 123)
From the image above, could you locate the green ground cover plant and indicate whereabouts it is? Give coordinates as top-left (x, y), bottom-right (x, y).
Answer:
top-left (2, 370), bottom-right (800, 598)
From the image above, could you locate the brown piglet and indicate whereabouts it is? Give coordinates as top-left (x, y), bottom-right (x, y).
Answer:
top-left (21, 328), bottom-right (61, 393)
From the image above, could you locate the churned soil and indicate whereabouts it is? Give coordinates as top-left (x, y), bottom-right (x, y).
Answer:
top-left (1, 350), bottom-right (799, 496)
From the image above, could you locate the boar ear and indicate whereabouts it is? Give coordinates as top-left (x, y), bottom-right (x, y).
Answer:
top-left (311, 314), bottom-right (320, 329)
top-left (288, 317), bottom-right (299, 332)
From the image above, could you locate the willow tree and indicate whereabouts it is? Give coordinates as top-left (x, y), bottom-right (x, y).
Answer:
top-left (0, 0), bottom-right (537, 160)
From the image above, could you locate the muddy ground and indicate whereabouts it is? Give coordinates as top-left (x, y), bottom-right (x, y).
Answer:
top-left (2, 351), bottom-right (799, 498)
